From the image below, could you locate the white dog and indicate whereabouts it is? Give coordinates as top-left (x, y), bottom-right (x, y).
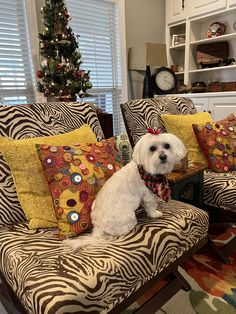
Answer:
top-left (64, 131), bottom-right (186, 250)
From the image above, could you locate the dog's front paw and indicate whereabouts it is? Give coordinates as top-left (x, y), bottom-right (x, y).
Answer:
top-left (148, 210), bottom-right (162, 219)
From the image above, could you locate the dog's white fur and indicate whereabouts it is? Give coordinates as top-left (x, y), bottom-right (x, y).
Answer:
top-left (64, 132), bottom-right (186, 250)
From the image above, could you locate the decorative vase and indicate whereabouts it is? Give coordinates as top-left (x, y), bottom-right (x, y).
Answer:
top-left (142, 65), bottom-right (154, 98)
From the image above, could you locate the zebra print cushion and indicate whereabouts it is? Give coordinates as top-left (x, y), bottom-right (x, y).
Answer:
top-left (204, 170), bottom-right (236, 213)
top-left (0, 200), bottom-right (208, 314)
top-left (121, 96), bottom-right (197, 147)
top-left (121, 96), bottom-right (236, 213)
top-left (0, 102), bottom-right (104, 227)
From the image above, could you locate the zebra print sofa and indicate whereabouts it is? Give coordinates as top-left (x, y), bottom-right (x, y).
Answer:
top-left (121, 96), bottom-right (236, 263)
top-left (0, 101), bottom-right (208, 314)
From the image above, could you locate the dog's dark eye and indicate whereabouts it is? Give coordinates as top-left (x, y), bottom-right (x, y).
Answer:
top-left (164, 143), bottom-right (170, 149)
top-left (150, 146), bottom-right (156, 152)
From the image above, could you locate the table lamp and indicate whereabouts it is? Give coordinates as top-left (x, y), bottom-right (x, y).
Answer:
top-left (128, 43), bottom-right (168, 98)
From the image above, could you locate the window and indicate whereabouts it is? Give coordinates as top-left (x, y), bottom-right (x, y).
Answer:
top-left (0, 0), bottom-right (127, 134)
top-left (0, 0), bottom-right (36, 105)
top-left (66, 0), bottom-right (127, 134)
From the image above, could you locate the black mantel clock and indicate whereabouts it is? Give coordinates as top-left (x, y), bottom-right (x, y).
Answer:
top-left (152, 66), bottom-right (177, 95)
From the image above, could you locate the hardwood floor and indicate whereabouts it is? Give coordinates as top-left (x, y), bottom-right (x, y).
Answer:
top-left (0, 279), bottom-right (8, 314)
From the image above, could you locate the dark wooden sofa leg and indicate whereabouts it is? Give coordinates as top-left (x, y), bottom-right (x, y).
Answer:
top-left (172, 268), bottom-right (191, 291)
top-left (208, 237), bottom-right (236, 264)
top-left (134, 268), bottom-right (190, 314)
top-left (0, 294), bottom-right (23, 314)
top-left (0, 272), bottom-right (26, 314)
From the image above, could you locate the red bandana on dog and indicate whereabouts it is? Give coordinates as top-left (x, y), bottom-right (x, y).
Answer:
top-left (138, 166), bottom-right (171, 202)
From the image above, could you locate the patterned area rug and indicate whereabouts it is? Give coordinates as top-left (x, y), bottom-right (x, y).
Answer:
top-left (125, 223), bottom-right (236, 314)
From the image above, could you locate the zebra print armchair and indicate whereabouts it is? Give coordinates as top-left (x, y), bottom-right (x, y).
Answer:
top-left (121, 96), bottom-right (236, 264)
top-left (0, 101), bottom-right (208, 313)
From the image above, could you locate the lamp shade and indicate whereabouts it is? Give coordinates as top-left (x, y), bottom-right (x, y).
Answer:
top-left (128, 42), bottom-right (167, 70)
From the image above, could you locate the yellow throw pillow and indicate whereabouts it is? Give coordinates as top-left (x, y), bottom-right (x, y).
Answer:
top-left (161, 112), bottom-right (213, 165)
top-left (0, 125), bottom-right (97, 229)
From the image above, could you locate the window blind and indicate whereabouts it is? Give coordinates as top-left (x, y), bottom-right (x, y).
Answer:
top-left (0, 0), bottom-right (36, 105)
top-left (66, 0), bottom-right (125, 134)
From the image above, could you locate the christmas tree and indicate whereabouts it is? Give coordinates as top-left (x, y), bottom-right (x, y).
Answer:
top-left (37, 0), bottom-right (92, 100)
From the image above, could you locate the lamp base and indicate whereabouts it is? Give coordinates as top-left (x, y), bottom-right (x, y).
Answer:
top-left (142, 65), bottom-right (154, 98)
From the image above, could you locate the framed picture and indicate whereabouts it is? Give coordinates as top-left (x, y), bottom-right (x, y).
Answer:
top-left (172, 34), bottom-right (185, 47)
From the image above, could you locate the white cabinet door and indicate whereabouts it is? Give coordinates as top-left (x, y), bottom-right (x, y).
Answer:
top-left (208, 97), bottom-right (236, 120)
top-left (228, 0), bottom-right (236, 7)
top-left (187, 96), bottom-right (208, 112)
top-left (166, 0), bottom-right (186, 24)
top-left (190, 0), bottom-right (227, 17)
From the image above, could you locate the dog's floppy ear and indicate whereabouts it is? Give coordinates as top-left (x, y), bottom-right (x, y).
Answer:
top-left (132, 135), bottom-right (145, 164)
top-left (171, 134), bottom-right (187, 161)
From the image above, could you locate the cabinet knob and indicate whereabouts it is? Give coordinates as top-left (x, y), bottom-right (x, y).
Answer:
top-left (182, 0), bottom-right (185, 9)
top-left (208, 110), bottom-right (211, 114)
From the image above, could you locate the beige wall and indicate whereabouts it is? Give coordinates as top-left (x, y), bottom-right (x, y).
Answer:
top-left (35, 0), bottom-right (165, 100)
top-left (35, 0), bottom-right (44, 32)
top-left (125, 0), bottom-right (165, 99)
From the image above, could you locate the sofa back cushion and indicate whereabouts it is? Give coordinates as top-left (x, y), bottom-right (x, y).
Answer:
top-left (121, 96), bottom-right (197, 148)
top-left (0, 102), bottom-right (104, 226)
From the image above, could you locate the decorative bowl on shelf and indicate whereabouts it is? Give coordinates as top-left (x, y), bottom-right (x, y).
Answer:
top-left (191, 81), bottom-right (207, 93)
top-left (207, 22), bottom-right (226, 38)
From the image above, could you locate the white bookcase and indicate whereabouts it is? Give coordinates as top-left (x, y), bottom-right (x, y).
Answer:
top-left (166, 1), bottom-right (236, 87)
top-left (165, 0), bottom-right (236, 117)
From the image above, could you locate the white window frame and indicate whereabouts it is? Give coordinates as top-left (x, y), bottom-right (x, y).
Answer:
top-left (115, 0), bottom-right (128, 132)
top-left (25, 0), bottom-right (44, 103)
top-left (65, 0), bottom-right (128, 134)
top-left (0, 0), bottom-right (37, 105)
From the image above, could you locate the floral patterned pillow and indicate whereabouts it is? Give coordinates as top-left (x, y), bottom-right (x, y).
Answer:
top-left (37, 138), bottom-right (122, 239)
top-left (192, 114), bottom-right (236, 172)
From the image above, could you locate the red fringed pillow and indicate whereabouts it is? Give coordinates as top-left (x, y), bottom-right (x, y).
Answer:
top-left (37, 138), bottom-right (122, 239)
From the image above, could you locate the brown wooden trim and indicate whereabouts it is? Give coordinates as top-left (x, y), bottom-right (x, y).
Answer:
top-left (167, 164), bottom-right (207, 183)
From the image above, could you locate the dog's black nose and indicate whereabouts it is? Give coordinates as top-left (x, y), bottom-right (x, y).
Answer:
top-left (159, 154), bottom-right (167, 162)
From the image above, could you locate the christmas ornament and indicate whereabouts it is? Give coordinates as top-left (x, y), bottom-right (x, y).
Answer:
top-left (41, 59), bottom-right (48, 67)
top-left (57, 63), bottom-right (63, 70)
top-left (79, 90), bottom-right (85, 98)
top-left (36, 70), bottom-right (44, 79)
top-left (64, 11), bottom-right (70, 18)
top-left (44, 88), bottom-right (50, 97)
top-left (86, 82), bottom-right (92, 89)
